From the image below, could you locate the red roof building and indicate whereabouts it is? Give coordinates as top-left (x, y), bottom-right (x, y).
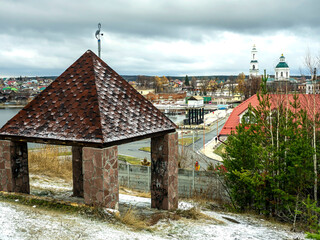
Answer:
top-left (219, 94), bottom-right (320, 137)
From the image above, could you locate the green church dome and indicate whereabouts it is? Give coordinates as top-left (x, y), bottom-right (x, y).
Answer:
top-left (276, 62), bottom-right (289, 68)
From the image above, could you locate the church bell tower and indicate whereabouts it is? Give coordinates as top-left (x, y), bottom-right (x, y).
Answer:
top-left (249, 44), bottom-right (259, 78)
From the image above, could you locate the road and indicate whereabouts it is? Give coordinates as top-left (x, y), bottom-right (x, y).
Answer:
top-left (118, 117), bottom-right (227, 170)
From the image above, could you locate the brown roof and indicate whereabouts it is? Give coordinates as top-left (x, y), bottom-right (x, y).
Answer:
top-left (0, 50), bottom-right (176, 147)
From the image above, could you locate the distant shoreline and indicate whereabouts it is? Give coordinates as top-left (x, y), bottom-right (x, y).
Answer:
top-left (0, 104), bottom-right (24, 109)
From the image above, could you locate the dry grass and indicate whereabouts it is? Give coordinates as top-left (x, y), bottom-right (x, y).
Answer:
top-left (28, 144), bottom-right (72, 180)
top-left (176, 207), bottom-right (209, 220)
top-left (119, 186), bottom-right (151, 198)
top-left (116, 207), bottom-right (148, 231)
top-left (147, 212), bottom-right (181, 226)
top-left (176, 207), bottom-right (224, 224)
top-left (135, 191), bottom-right (151, 198)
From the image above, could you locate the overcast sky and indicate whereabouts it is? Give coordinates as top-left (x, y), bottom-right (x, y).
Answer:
top-left (1, 0), bottom-right (320, 77)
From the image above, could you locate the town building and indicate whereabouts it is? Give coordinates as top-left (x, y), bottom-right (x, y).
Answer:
top-left (249, 44), bottom-right (259, 78)
top-left (219, 94), bottom-right (320, 138)
top-left (275, 54), bottom-right (290, 81)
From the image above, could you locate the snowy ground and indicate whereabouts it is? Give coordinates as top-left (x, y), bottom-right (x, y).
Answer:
top-left (0, 176), bottom-right (306, 240)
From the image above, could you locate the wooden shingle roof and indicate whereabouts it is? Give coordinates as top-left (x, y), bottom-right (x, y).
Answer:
top-left (0, 50), bottom-right (176, 147)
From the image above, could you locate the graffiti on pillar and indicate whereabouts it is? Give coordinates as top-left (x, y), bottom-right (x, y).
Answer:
top-left (12, 157), bottom-right (21, 178)
top-left (152, 157), bottom-right (167, 175)
top-left (12, 144), bottom-right (27, 179)
top-left (151, 156), bottom-right (168, 209)
top-left (12, 142), bottom-right (30, 193)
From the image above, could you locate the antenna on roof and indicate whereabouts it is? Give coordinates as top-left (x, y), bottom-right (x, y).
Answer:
top-left (95, 23), bottom-right (103, 58)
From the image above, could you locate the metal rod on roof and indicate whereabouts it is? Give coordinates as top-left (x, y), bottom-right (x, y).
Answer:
top-left (95, 23), bottom-right (103, 58)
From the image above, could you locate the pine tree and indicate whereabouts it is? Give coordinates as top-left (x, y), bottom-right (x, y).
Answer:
top-left (185, 75), bottom-right (189, 86)
top-left (223, 71), bottom-right (318, 223)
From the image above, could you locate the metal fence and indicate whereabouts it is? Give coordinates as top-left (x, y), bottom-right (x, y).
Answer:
top-left (118, 163), bottom-right (229, 201)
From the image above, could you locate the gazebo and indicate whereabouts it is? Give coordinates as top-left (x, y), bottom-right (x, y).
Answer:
top-left (0, 50), bottom-right (178, 210)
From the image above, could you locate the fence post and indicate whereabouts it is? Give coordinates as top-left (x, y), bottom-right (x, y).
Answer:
top-left (192, 169), bottom-right (195, 194)
top-left (147, 166), bottom-right (150, 191)
top-left (127, 163), bottom-right (130, 188)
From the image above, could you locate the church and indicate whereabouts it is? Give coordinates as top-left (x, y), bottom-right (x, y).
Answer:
top-left (249, 45), bottom-right (297, 91)
top-left (249, 45), bottom-right (291, 80)
top-left (249, 44), bottom-right (259, 77)
top-left (274, 54), bottom-right (290, 81)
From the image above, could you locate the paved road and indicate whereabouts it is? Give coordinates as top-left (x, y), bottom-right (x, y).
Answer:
top-left (118, 117), bottom-right (227, 170)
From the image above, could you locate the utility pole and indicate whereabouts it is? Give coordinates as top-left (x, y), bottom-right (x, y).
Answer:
top-left (95, 23), bottom-right (103, 58)
top-left (192, 131), bottom-right (195, 152)
top-left (203, 109), bottom-right (205, 150)
top-left (313, 67), bottom-right (317, 203)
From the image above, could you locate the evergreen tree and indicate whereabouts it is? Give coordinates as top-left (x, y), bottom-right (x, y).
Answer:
top-left (185, 75), bottom-right (189, 86)
top-left (223, 72), bottom-right (318, 224)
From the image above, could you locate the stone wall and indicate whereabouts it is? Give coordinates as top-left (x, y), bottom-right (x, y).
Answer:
top-left (72, 146), bottom-right (83, 197)
top-left (0, 140), bottom-right (13, 192)
top-left (0, 140), bottom-right (29, 193)
top-left (151, 132), bottom-right (178, 210)
top-left (83, 146), bottom-right (119, 209)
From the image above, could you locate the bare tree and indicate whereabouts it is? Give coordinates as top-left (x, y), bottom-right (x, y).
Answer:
top-left (304, 49), bottom-right (320, 203)
top-left (137, 75), bottom-right (154, 89)
top-left (200, 76), bottom-right (210, 95)
top-left (191, 77), bottom-right (197, 93)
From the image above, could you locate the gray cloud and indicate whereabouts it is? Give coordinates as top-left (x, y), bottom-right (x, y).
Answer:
top-left (0, 0), bottom-right (319, 76)
top-left (2, 0), bottom-right (320, 39)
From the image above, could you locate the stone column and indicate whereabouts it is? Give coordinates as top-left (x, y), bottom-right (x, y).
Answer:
top-left (195, 108), bottom-right (198, 124)
top-left (82, 146), bottom-right (118, 209)
top-left (72, 146), bottom-right (83, 197)
top-left (151, 132), bottom-right (178, 210)
top-left (0, 140), bottom-right (29, 193)
top-left (191, 109), bottom-right (194, 124)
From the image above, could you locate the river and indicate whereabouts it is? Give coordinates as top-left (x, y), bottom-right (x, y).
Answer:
top-left (0, 108), bottom-right (21, 128)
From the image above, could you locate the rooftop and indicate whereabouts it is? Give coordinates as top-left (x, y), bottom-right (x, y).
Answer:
top-left (0, 50), bottom-right (176, 147)
top-left (219, 95), bottom-right (259, 136)
top-left (275, 62), bottom-right (289, 68)
top-left (219, 94), bottom-right (320, 136)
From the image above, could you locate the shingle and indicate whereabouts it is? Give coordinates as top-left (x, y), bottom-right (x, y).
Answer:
top-left (0, 50), bottom-right (176, 145)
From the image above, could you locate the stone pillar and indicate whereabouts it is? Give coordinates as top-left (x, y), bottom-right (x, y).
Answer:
top-left (82, 146), bottom-right (119, 209)
top-left (72, 146), bottom-right (83, 197)
top-left (0, 140), bottom-right (29, 193)
top-left (195, 108), bottom-right (198, 124)
top-left (191, 109), bottom-right (194, 124)
top-left (192, 109), bottom-right (195, 124)
top-left (151, 132), bottom-right (178, 210)
top-left (202, 107), bottom-right (205, 120)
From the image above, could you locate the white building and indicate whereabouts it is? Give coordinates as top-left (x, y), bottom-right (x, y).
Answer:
top-left (306, 81), bottom-right (320, 94)
top-left (275, 54), bottom-right (290, 81)
top-left (249, 44), bottom-right (259, 77)
top-left (187, 96), bottom-right (204, 107)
